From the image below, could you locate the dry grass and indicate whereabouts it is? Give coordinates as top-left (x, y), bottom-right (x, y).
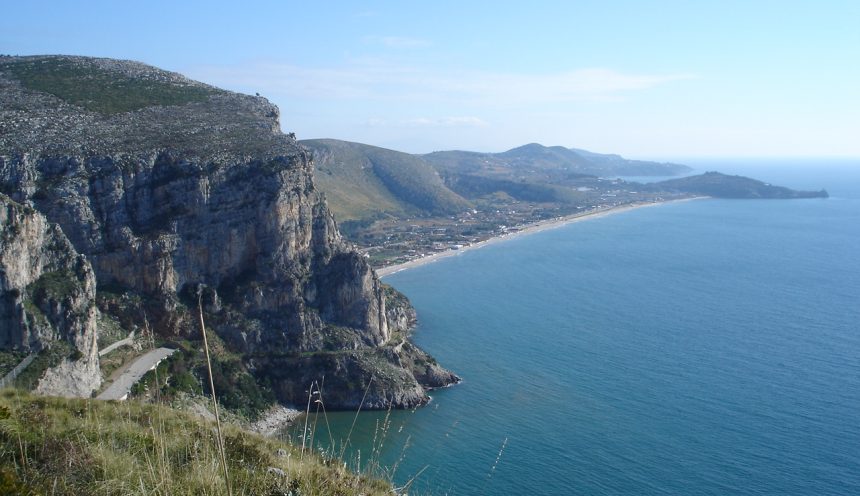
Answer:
top-left (0, 390), bottom-right (391, 495)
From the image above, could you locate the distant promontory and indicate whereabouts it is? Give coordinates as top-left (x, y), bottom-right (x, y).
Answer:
top-left (650, 171), bottom-right (829, 199)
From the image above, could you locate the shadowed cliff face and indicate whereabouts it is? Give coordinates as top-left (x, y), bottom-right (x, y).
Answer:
top-left (0, 55), bottom-right (457, 407)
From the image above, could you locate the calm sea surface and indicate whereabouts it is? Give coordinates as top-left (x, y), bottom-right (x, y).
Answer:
top-left (292, 160), bottom-right (860, 495)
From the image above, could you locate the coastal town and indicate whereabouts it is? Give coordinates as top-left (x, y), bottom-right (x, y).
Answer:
top-left (349, 179), bottom-right (694, 270)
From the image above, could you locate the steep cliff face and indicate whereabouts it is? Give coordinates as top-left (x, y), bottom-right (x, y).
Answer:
top-left (2, 149), bottom-right (390, 354)
top-left (0, 194), bottom-right (101, 396)
top-left (0, 55), bottom-right (456, 407)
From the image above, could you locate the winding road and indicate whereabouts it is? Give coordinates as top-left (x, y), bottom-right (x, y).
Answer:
top-left (97, 347), bottom-right (176, 400)
top-left (98, 332), bottom-right (135, 357)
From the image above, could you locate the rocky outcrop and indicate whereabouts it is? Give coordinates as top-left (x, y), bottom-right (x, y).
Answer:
top-left (383, 284), bottom-right (418, 334)
top-left (0, 194), bottom-right (101, 396)
top-left (0, 55), bottom-right (456, 407)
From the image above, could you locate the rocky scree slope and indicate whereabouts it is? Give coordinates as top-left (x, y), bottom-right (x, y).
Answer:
top-left (0, 55), bottom-right (456, 407)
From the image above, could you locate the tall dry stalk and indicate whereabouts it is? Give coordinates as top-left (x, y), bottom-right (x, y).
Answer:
top-left (301, 383), bottom-right (314, 460)
top-left (142, 313), bottom-right (168, 489)
top-left (339, 376), bottom-right (374, 460)
top-left (198, 292), bottom-right (231, 496)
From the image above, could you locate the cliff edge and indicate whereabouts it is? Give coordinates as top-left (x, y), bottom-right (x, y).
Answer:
top-left (0, 55), bottom-right (457, 407)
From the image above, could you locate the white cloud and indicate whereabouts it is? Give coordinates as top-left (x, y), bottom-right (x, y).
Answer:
top-left (363, 117), bottom-right (388, 127)
top-left (188, 61), bottom-right (695, 107)
top-left (402, 116), bottom-right (488, 127)
top-left (363, 36), bottom-right (433, 49)
top-left (364, 116), bottom-right (488, 128)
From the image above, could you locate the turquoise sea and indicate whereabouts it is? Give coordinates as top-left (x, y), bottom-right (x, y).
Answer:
top-left (294, 160), bottom-right (860, 495)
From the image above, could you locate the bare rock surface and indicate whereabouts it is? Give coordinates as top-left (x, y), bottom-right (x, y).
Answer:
top-left (0, 193), bottom-right (101, 396)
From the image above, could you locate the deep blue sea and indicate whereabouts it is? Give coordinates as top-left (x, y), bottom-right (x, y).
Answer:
top-left (295, 160), bottom-right (860, 495)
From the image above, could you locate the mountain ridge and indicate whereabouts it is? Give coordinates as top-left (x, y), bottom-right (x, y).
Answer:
top-left (300, 138), bottom-right (693, 226)
top-left (425, 142), bottom-right (693, 176)
top-left (299, 139), bottom-right (827, 268)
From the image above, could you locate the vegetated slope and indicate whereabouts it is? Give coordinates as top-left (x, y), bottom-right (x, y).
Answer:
top-left (651, 172), bottom-right (829, 198)
top-left (301, 138), bottom-right (471, 221)
top-left (441, 172), bottom-right (582, 204)
top-left (0, 55), bottom-right (457, 411)
top-left (0, 390), bottom-right (391, 495)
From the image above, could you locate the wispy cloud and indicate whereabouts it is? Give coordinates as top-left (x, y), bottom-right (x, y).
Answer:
top-left (189, 61), bottom-right (695, 106)
top-left (353, 10), bottom-right (378, 18)
top-left (363, 35), bottom-right (433, 49)
top-left (365, 116), bottom-right (488, 127)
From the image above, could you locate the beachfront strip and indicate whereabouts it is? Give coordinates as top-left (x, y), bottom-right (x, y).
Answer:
top-left (376, 198), bottom-right (705, 277)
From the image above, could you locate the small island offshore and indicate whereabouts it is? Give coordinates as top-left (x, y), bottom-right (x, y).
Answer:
top-left (0, 55), bottom-right (829, 494)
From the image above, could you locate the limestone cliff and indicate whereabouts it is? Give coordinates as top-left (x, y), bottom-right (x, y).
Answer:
top-left (0, 55), bottom-right (456, 407)
top-left (0, 194), bottom-right (101, 396)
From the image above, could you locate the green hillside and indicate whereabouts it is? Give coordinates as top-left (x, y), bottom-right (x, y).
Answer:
top-left (302, 139), bottom-right (471, 222)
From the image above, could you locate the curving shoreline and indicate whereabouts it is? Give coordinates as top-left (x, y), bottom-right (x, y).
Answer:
top-left (376, 197), bottom-right (707, 278)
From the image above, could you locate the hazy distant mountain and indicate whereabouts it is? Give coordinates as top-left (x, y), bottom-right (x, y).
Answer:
top-left (424, 143), bottom-right (692, 177)
top-left (300, 139), bottom-right (471, 221)
top-left (569, 148), bottom-right (693, 176)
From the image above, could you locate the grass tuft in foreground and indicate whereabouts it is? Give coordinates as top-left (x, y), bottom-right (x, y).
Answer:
top-left (0, 390), bottom-right (391, 495)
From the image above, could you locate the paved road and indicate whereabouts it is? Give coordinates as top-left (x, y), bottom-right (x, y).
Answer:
top-left (0, 354), bottom-right (36, 389)
top-left (98, 332), bottom-right (136, 357)
top-left (97, 347), bottom-right (176, 400)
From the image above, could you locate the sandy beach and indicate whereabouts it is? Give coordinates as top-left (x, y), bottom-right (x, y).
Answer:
top-left (376, 197), bottom-right (706, 278)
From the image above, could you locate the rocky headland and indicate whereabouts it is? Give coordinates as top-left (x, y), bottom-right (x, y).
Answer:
top-left (650, 171), bottom-right (829, 199)
top-left (0, 55), bottom-right (457, 409)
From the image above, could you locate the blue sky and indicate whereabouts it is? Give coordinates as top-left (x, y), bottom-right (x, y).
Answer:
top-left (3, 1), bottom-right (859, 158)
